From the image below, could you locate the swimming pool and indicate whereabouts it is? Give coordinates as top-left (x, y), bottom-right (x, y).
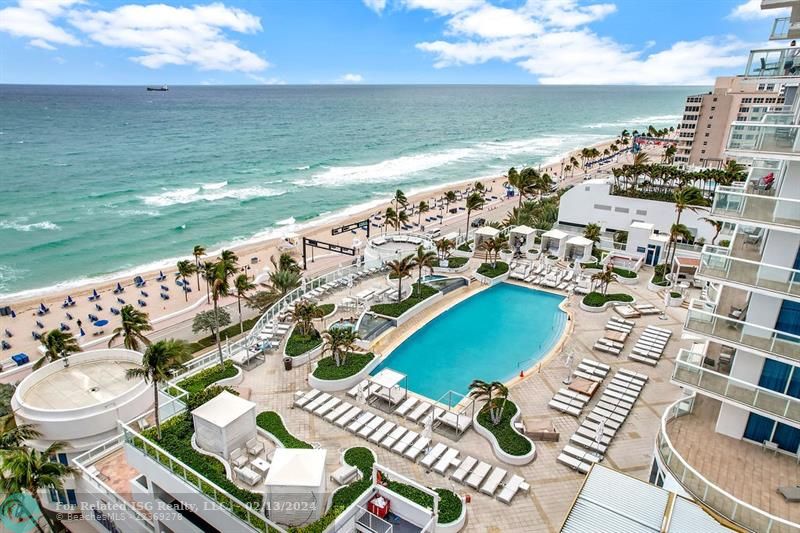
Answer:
top-left (370, 283), bottom-right (567, 400)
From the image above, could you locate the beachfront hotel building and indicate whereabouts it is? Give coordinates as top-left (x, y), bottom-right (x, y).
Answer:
top-left (649, 2), bottom-right (800, 531)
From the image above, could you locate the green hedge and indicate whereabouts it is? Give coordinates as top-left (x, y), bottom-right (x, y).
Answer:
top-left (580, 260), bottom-right (600, 269)
top-left (370, 284), bottom-right (438, 318)
top-left (177, 360), bottom-right (237, 395)
top-left (312, 353), bottom-right (374, 380)
top-left (476, 261), bottom-right (509, 278)
top-left (582, 292), bottom-right (634, 307)
top-left (187, 316), bottom-right (260, 353)
top-left (612, 267), bottom-right (637, 279)
top-left (670, 291), bottom-right (682, 299)
top-left (285, 328), bottom-right (322, 357)
top-left (431, 256), bottom-right (468, 268)
top-left (476, 401), bottom-right (532, 456)
top-left (457, 241), bottom-right (472, 252)
top-left (383, 477), bottom-right (462, 524)
top-left (318, 303), bottom-right (335, 316)
top-left (256, 411), bottom-right (312, 449)
top-left (651, 264), bottom-right (670, 286)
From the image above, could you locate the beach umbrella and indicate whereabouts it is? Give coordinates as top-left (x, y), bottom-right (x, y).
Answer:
top-left (115, 283), bottom-right (123, 291)
top-left (92, 289), bottom-right (99, 298)
top-left (93, 319), bottom-right (108, 328)
top-left (357, 383), bottom-right (367, 405)
top-left (79, 327), bottom-right (85, 337)
top-left (422, 414), bottom-right (434, 440)
top-left (595, 418), bottom-right (606, 446)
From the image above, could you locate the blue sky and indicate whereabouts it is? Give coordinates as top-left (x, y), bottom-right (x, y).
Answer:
top-left (0, 0), bottom-right (787, 85)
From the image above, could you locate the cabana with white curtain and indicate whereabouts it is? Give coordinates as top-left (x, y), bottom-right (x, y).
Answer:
top-left (564, 235), bottom-right (594, 262)
top-left (192, 391), bottom-right (257, 460)
top-left (509, 225), bottom-right (536, 255)
top-left (265, 448), bottom-right (327, 526)
top-left (473, 226), bottom-right (500, 251)
top-left (540, 229), bottom-right (569, 258)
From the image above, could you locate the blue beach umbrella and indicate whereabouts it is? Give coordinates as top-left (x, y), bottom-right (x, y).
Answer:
top-left (93, 319), bottom-right (109, 327)
top-left (79, 327), bottom-right (86, 337)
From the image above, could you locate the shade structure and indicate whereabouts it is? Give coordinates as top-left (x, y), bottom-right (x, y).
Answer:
top-left (565, 235), bottom-right (594, 262)
top-left (474, 225), bottom-right (501, 250)
top-left (191, 391), bottom-right (256, 459)
top-left (265, 448), bottom-right (328, 526)
top-left (371, 368), bottom-right (405, 389)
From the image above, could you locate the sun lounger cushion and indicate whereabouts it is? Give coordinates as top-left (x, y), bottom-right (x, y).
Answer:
top-left (421, 443), bottom-right (448, 468)
top-left (450, 456), bottom-right (477, 483)
top-left (480, 467), bottom-right (507, 496)
top-left (465, 461), bottom-right (491, 489)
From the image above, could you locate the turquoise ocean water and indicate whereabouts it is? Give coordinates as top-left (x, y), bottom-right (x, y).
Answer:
top-left (0, 85), bottom-right (694, 298)
top-left (371, 283), bottom-right (567, 399)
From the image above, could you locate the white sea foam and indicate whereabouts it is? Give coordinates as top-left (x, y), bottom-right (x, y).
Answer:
top-left (582, 114), bottom-right (680, 129)
top-left (0, 219), bottom-right (61, 232)
top-left (201, 180), bottom-right (228, 190)
top-left (294, 165), bottom-right (310, 170)
top-left (140, 186), bottom-right (285, 207)
top-left (276, 216), bottom-right (296, 226)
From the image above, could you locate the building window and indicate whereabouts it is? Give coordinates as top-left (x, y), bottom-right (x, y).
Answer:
top-left (614, 207), bottom-right (629, 213)
top-left (635, 209), bottom-right (647, 215)
top-left (593, 204), bottom-right (612, 211)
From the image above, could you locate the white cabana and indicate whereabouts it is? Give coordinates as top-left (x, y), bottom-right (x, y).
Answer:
top-left (509, 225), bottom-right (536, 255)
top-left (192, 391), bottom-right (256, 460)
top-left (265, 448), bottom-right (328, 525)
top-left (540, 229), bottom-right (569, 258)
top-left (473, 226), bottom-right (500, 251)
top-left (564, 235), bottom-right (594, 262)
top-left (369, 368), bottom-right (408, 408)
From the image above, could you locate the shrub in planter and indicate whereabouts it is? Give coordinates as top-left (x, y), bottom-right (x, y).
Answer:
top-left (528, 248), bottom-right (539, 255)
top-left (670, 291), bottom-right (682, 299)
top-left (432, 256), bottom-right (468, 268)
top-left (547, 254), bottom-right (559, 260)
top-left (719, 239), bottom-right (730, 247)
top-left (651, 264), bottom-right (670, 286)
top-left (476, 401), bottom-right (531, 456)
top-left (370, 284), bottom-right (438, 317)
top-left (612, 267), bottom-right (637, 279)
top-left (285, 328), bottom-right (322, 357)
top-left (312, 352), bottom-right (374, 380)
top-left (318, 303), bottom-right (335, 316)
top-left (582, 292), bottom-right (634, 307)
top-left (457, 241), bottom-right (473, 253)
top-left (177, 361), bottom-right (237, 394)
top-left (476, 262), bottom-right (509, 278)
top-left (256, 411), bottom-right (312, 448)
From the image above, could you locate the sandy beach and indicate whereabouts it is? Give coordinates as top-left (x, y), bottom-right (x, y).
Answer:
top-left (0, 136), bottom-right (654, 368)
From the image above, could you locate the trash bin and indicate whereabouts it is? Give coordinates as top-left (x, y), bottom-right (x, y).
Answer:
top-left (283, 357), bottom-right (292, 371)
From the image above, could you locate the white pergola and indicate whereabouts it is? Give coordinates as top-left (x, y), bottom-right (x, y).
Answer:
top-left (565, 235), bottom-right (594, 262)
top-left (509, 225), bottom-right (536, 254)
top-left (191, 391), bottom-right (256, 460)
top-left (369, 368), bottom-right (408, 408)
top-left (265, 448), bottom-right (328, 525)
top-left (474, 226), bottom-right (500, 251)
top-left (541, 229), bottom-right (569, 257)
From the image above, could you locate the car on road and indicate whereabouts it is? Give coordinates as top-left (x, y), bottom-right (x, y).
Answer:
top-left (471, 217), bottom-right (486, 228)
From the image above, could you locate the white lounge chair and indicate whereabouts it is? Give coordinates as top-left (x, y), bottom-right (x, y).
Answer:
top-left (294, 389), bottom-right (320, 408)
top-left (303, 392), bottom-right (330, 412)
top-left (420, 443), bottom-right (448, 469)
top-left (450, 456), bottom-right (477, 483)
top-left (246, 437), bottom-right (264, 456)
top-left (392, 431), bottom-right (419, 454)
top-left (465, 461), bottom-right (491, 489)
top-left (380, 426), bottom-right (407, 449)
top-left (335, 406), bottom-right (362, 428)
top-left (324, 402), bottom-right (352, 422)
top-left (314, 397), bottom-right (341, 417)
top-left (358, 416), bottom-right (385, 439)
top-left (347, 379), bottom-right (369, 398)
top-left (234, 466), bottom-right (261, 486)
top-left (404, 436), bottom-right (431, 461)
top-left (394, 397), bottom-right (419, 417)
top-left (230, 448), bottom-right (248, 468)
top-left (497, 475), bottom-right (530, 504)
top-left (433, 448), bottom-right (460, 475)
top-left (368, 421), bottom-right (396, 444)
top-left (480, 467), bottom-right (508, 496)
top-left (347, 412), bottom-right (375, 433)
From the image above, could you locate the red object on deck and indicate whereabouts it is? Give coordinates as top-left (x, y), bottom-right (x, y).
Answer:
top-left (369, 496), bottom-right (390, 519)
top-left (519, 370), bottom-right (524, 378)
top-left (465, 494), bottom-right (472, 503)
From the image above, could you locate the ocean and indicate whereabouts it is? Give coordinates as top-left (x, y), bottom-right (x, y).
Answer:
top-left (0, 84), bottom-right (694, 298)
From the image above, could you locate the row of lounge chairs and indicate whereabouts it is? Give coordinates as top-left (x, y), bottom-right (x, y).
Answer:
top-left (615, 303), bottom-right (661, 319)
top-left (593, 317), bottom-right (635, 356)
top-left (294, 388), bottom-right (528, 504)
top-left (548, 359), bottom-right (610, 417)
top-left (628, 325), bottom-right (673, 366)
top-left (558, 368), bottom-right (649, 474)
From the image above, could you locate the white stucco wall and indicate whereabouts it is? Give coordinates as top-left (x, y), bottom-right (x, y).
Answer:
top-left (714, 402), bottom-right (749, 440)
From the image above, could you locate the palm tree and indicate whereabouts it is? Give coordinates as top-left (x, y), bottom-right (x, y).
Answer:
top-left (434, 238), bottom-right (454, 261)
top-left (468, 379), bottom-right (507, 426)
top-left (721, 159), bottom-right (746, 185)
top-left (321, 327), bottom-right (359, 368)
top-left (208, 261), bottom-right (230, 364)
top-left (176, 260), bottom-right (196, 302)
top-left (34, 330), bottom-right (81, 370)
top-left (125, 339), bottom-right (187, 440)
top-left (701, 217), bottom-right (724, 245)
top-left (443, 190), bottom-right (457, 223)
top-left (288, 300), bottom-right (323, 336)
top-left (464, 192), bottom-right (485, 241)
top-left (271, 252), bottom-right (300, 273)
top-left (269, 269), bottom-right (301, 295)
top-left (200, 261), bottom-right (216, 304)
top-left (387, 255), bottom-right (414, 301)
top-left (666, 186), bottom-right (709, 265)
top-left (535, 172), bottom-right (553, 199)
top-left (665, 223), bottom-right (694, 264)
top-left (393, 189), bottom-right (408, 211)
top-left (0, 422), bottom-right (41, 451)
top-left (473, 181), bottom-right (486, 199)
top-left (417, 200), bottom-right (429, 226)
top-left (583, 223), bottom-right (601, 244)
top-left (510, 167), bottom-right (538, 208)
top-left (220, 249), bottom-right (239, 278)
top-left (412, 245), bottom-right (436, 295)
top-left (0, 442), bottom-right (78, 533)
top-left (192, 245), bottom-right (205, 290)
top-left (569, 156), bottom-right (579, 176)
top-left (384, 206), bottom-right (409, 233)
top-left (563, 164), bottom-right (572, 178)
top-left (108, 305), bottom-right (152, 350)
top-left (480, 238), bottom-right (498, 268)
top-left (234, 274), bottom-right (255, 334)
top-left (591, 265), bottom-right (617, 295)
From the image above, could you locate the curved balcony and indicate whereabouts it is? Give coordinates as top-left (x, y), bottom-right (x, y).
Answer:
top-left (672, 349), bottom-right (800, 427)
top-left (710, 185), bottom-right (800, 232)
top-left (684, 300), bottom-right (800, 363)
top-left (657, 394), bottom-right (800, 532)
top-left (697, 245), bottom-right (800, 302)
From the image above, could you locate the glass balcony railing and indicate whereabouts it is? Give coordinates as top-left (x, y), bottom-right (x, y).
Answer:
top-left (727, 122), bottom-right (800, 156)
top-left (710, 185), bottom-right (800, 230)
top-left (771, 17), bottom-right (791, 40)
top-left (744, 47), bottom-right (800, 77)
top-left (684, 300), bottom-right (800, 362)
top-left (657, 394), bottom-right (800, 533)
top-left (673, 349), bottom-right (800, 425)
top-left (697, 245), bottom-right (800, 299)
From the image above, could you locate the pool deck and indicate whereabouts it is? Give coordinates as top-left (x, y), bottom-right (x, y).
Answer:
top-left (234, 275), bottom-right (693, 532)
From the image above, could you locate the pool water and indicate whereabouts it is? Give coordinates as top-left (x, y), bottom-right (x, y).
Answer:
top-left (371, 283), bottom-right (567, 400)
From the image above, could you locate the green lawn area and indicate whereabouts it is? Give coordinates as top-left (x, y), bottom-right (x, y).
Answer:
top-left (457, 241), bottom-right (473, 252)
top-left (256, 411), bottom-right (312, 448)
top-left (612, 267), bottom-right (637, 279)
top-left (285, 328), bottom-right (322, 357)
top-left (177, 360), bottom-right (237, 395)
top-left (582, 292), bottom-right (634, 307)
top-left (318, 303), bottom-right (335, 316)
top-left (431, 256), bottom-right (468, 268)
top-left (476, 261), bottom-right (509, 278)
top-left (476, 401), bottom-right (532, 456)
top-left (370, 284), bottom-right (438, 317)
top-left (312, 352), bottom-right (374, 380)
top-left (187, 316), bottom-right (260, 354)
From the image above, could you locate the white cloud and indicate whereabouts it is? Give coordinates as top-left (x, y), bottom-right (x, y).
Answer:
top-left (409, 0), bottom-right (749, 84)
top-left (0, 1), bottom-right (269, 73)
top-left (363, 0), bottom-right (387, 14)
top-left (728, 0), bottom-right (787, 20)
top-left (338, 73), bottom-right (364, 83)
top-left (247, 74), bottom-right (286, 85)
top-left (403, 0), bottom-right (484, 16)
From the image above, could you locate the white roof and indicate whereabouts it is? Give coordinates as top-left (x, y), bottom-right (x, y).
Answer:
top-left (475, 226), bottom-right (500, 237)
top-left (630, 221), bottom-right (654, 230)
top-left (510, 225), bottom-right (536, 235)
top-left (265, 448), bottom-right (327, 488)
top-left (191, 391), bottom-right (255, 428)
top-left (566, 236), bottom-right (593, 247)
top-left (371, 368), bottom-right (406, 389)
top-left (542, 229), bottom-right (568, 240)
top-left (649, 233), bottom-right (670, 243)
top-left (561, 465), bottom-right (731, 533)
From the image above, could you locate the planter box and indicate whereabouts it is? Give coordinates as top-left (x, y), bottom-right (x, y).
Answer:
top-left (616, 274), bottom-right (639, 286)
top-left (473, 271), bottom-right (509, 286)
top-left (432, 263), bottom-right (470, 274)
top-left (307, 354), bottom-right (383, 392)
top-left (579, 297), bottom-right (636, 313)
top-left (451, 248), bottom-right (473, 259)
top-left (667, 295), bottom-right (684, 307)
top-left (472, 407), bottom-right (536, 466)
top-left (526, 250), bottom-right (541, 261)
top-left (499, 251), bottom-right (513, 263)
top-left (435, 497), bottom-right (468, 533)
top-left (282, 324), bottom-right (323, 366)
top-left (647, 277), bottom-right (672, 292)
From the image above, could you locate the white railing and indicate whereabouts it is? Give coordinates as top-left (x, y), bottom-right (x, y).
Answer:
top-left (697, 244), bottom-right (800, 298)
top-left (657, 394), bottom-right (800, 533)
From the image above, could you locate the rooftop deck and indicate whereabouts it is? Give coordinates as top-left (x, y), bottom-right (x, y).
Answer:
top-left (666, 395), bottom-right (800, 526)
